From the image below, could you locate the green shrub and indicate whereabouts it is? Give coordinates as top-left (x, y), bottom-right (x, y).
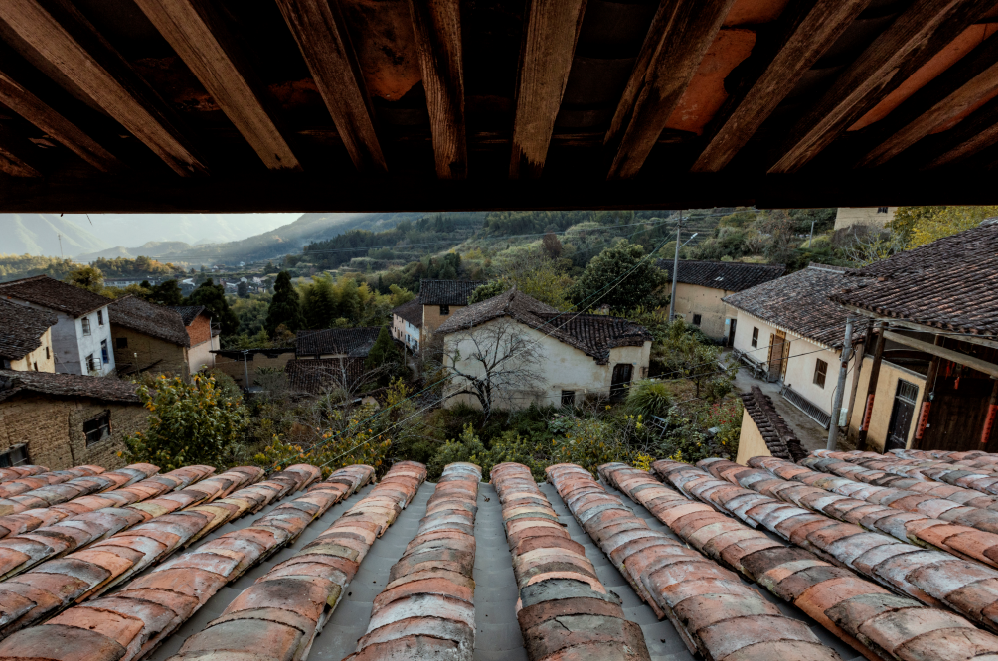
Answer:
top-left (427, 424), bottom-right (486, 480)
top-left (626, 379), bottom-right (674, 420)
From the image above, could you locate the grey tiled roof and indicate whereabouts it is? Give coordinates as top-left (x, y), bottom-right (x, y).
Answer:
top-left (436, 288), bottom-right (652, 364)
top-left (109, 296), bottom-right (190, 347)
top-left (0, 369), bottom-right (140, 404)
top-left (418, 279), bottom-right (485, 306)
top-left (657, 259), bottom-right (786, 291)
top-left (739, 386), bottom-right (808, 462)
top-left (831, 222), bottom-right (998, 335)
top-left (170, 305), bottom-right (207, 326)
top-left (284, 357), bottom-right (369, 394)
top-left (295, 326), bottom-right (381, 357)
top-left (392, 298), bottom-right (422, 327)
top-left (0, 275), bottom-right (110, 318)
top-left (723, 263), bottom-right (871, 348)
top-left (0, 299), bottom-right (57, 361)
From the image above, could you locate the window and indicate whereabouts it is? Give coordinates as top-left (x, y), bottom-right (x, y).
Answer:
top-left (32, 362), bottom-right (38, 372)
top-left (0, 444), bottom-right (28, 468)
top-left (85, 354), bottom-right (96, 373)
top-left (97, 310), bottom-right (104, 326)
top-left (877, 207), bottom-right (889, 213)
top-left (81, 318), bottom-right (91, 336)
top-left (101, 340), bottom-right (109, 365)
top-left (439, 305), bottom-right (450, 315)
top-left (813, 359), bottom-right (828, 388)
top-left (116, 337), bottom-right (128, 349)
top-left (692, 314), bottom-right (702, 326)
top-left (83, 411), bottom-right (111, 446)
top-left (751, 327), bottom-right (759, 348)
top-left (45, 346), bottom-right (50, 360)
top-left (561, 390), bottom-right (576, 407)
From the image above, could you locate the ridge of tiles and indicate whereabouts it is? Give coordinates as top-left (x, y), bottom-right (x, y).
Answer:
top-left (346, 461), bottom-right (481, 661)
top-left (0, 465), bottom-right (105, 499)
top-left (0, 462), bottom-right (357, 661)
top-left (0, 464), bottom-right (317, 641)
top-left (546, 462), bottom-right (840, 661)
top-left (0, 465), bottom-right (51, 484)
top-left (600, 461), bottom-right (998, 661)
top-left (750, 455), bottom-right (998, 570)
top-left (493, 462), bottom-right (651, 661)
top-left (664, 457), bottom-right (998, 638)
top-left (0, 463), bottom-right (161, 520)
top-left (164, 461), bottom-right (426, 661)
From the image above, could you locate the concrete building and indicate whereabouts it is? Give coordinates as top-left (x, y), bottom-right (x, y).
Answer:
top-left (0, 276), bottom-right (115, 377)
top-left (0, 369), bottom-right (145, 470)
top-left (391, 298), bottom-right (422, 352)
top-left (172, 305), bottom-right (219, 374)
top-left (833, 207), bottom-right (897, 231)
top-left (418, 279), bottom-right (485, 346)
top-left (724, 263), bottom-right (871, 430)
top-left (437, 289), bottom-right (651, 410)
top-left (658, 259), bottom-right (785, 343)
top-left (0, 299), bottom-right (57, 373)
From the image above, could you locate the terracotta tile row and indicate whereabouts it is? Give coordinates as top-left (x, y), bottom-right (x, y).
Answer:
top-left (546, 462), bottom-right (837, 661)
top-left (673, 458), bottom-right (998, 636)
top-left (0, 465), bottom-right (50, 484)
top-left (600, 462), bottom-right (998, 661)
top-left (749, 455), bottom-right (998, 569)
top-left (810, 450), bottom-right (998, 495)
top-left (0, 465), bottom-right (106, 499)
top-left (0, 465), bottom-right (217, 544)
top-left (0, 464), bottom-right (318, 640)
top-left (0, 463), bottom-right (161, 519)
top-left (0, 463), bottom-right (373, 661)
top-left (0, 465), bottom-right (229, 583)
top-left (490, 462), bottom-right (650, 661)
top-left (347, 462), bottom-right (480, 661)
top-left (164, 461), bottom-right (426, 661)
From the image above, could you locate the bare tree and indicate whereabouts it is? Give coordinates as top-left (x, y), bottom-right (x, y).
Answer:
top-left (840, 227), bottom-right (908, 266)
top-left (439, 318), bottom-right (544, 421)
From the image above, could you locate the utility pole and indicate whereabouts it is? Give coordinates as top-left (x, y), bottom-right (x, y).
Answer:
top-left (57, 234), bottom-right (64, 258)
top-left (827, 317), bottom-right (855, 450)
top-left (242, 350), bottom-right (250, 393)
top-left (668, 211), bottom-right (683, 322)
top-left (809, 220), bottom-right (815, 248)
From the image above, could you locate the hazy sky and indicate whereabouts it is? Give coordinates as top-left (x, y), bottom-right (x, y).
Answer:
top-left (61, 213), bottom-right (302, 247)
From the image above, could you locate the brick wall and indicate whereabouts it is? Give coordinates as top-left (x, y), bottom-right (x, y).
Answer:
top-left (0, 394), bottom-right (147, 471)
top-left (187, 313), bottom-right (212, 346)
top-left (111, 325), bottom-right (189, 380)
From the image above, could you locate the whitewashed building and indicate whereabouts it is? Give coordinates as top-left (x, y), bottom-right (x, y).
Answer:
top-left (392, 298), bottom-right (422, 352)
top-left (0, 276), bottom-right (115, 376)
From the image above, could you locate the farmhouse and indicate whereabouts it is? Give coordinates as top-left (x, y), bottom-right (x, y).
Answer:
top-left (391, 298), bottom-right (422, 353)
top-left (418, 279), bottom-right (484, 345)
top-left (108, 296), bottom-right (191, 379)
top-left (171, 305), bottom-right (219, 374)
top-left (0, 299), bottom-right (57, 373)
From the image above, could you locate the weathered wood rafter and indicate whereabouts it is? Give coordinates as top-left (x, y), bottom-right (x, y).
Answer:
top-left (408, 0), bottom-right (467, 179)
top-left (509, 0), bottom-right (587, 179)
top-left (274, 0), bottom-right (387, 174)
top-left (0, 123), bottom-right (41, 177)
top-left (769, 0), bottom-right (996, 173)
top-left (0, 0), bottom-right (208, 177)
top-left (922, 94), bottom-right (998, 168)
top-left (133, 0), bottom-right (300, 171)
top-left (690, 0), bottom-right (872, 173)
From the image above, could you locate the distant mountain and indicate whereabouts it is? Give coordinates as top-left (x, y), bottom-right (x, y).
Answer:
top-left (0, 214), bottom-right (107, 257)
top-left (61, 213), bottom-right (300, 248)
top-left (75, 241), bottom-right (194, 262)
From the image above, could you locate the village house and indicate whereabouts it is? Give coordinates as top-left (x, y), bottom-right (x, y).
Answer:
top-left (658, 259), bottom-right (785, 343)
top-left (724, 263), bottom-right (870, 430)
top-left (171, 305), bottom-right (219, 374)
top-left (107, 296), bottom-right (195, 379)
top-left (211, 347), bottom-right (296, 390)
top-left (832, 220), bottom-right (998, 454)
top-left (283, 326), bottom-right (384, 394)
top-left (418, 279), bottom-right (484, 346)
top-left (833, 207), bottom-right (897, 231)
top-left (0, 369), bottom-right (145, 470)
top-left (437, 289), bottom-right (651, 410)
top-left (0, 299), bottom-right (57, 373)
top-left (0, 275), bottom-right (115, 377)
top-left (391, 298), bottom-right (422, 353)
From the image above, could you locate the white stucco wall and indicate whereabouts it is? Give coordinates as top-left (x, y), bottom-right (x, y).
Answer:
top-left (392, 313), bottom-right (420, 352)
top-left (442, 318), bottom-right (651, 410)
top-left (672, 282), bottom-right (738, 341)
top-left (7, 328), bottom-right (56, 373)
top-left (188, 339), bottom-right (215, 375)
top-left (73, 307), bottom-right (115, 376)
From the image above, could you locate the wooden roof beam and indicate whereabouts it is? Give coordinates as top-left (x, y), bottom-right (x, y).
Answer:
top-left (921, 94), bottom-right (998, 168)
top-left (857, 32), bottom-right (998, 167)
top-left (408, 0), bottom-right (467, 179)
top-left (0, 0), bottom-right (207, 177)
top-left (0, 70), bottom-right (120, 173)
top-left (691, 0), bottom-right (871, 173)
top-left (132, 0), bottom-right (300, 172)
top-left (509, 0), bottom-right (587, 179)
top-left (769, 0), bottom-right (996, 174)
top-left (606, 0), bottom-right (737, 179)
top-left (274, 0), bottom-right (387, 174)
top-left (0, 123), bottom-right (41, 177)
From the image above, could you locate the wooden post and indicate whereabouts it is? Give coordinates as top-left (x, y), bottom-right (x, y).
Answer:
top-left (857, 320), bottom-right (886, 451)
top-left (914, 334), bottom-right (945, 448)
top-left (981, 378), bottom-right (998, 447)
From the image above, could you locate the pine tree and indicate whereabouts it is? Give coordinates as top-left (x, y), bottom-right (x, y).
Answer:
top-left (569, 241), bottom-right (667, 313)
top-left (365, 326), bottom-right (398, 370)
top-left (265, 271), bottom-right (303, 337)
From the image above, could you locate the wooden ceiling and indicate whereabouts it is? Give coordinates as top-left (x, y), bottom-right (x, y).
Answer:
top-left (1, 0), bottom-right (998, 211)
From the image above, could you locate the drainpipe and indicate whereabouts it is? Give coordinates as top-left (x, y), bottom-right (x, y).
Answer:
top-left (827, 317), bottom-right (855, 450)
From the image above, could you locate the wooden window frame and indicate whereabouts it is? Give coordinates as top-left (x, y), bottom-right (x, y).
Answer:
top-left (439, 305), bottom-right (450, 315)
top-left (751, 327), bottom-right (758, 348)
top-left (83, 411), bottom-right (111, 446)
top-left (81, 317), bottom-right (91, 336)
top-left (813, 358), bottom-right (828, 389)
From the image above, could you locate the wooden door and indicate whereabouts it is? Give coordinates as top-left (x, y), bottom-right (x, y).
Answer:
top-left (610, 364), bottom-right (633, 401)
top-left (768, 330), bottom-right (786, 381)
top-left (885, 379), bottom-right (919, 451)
top-left (728, 319), bottom-right (737, 347)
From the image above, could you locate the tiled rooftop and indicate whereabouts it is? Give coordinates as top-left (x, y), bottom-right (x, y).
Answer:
top-left (391, 298), bottom-right (422, 328)
top-left (0, 369), bottom-right (141, 405)
top-left (109, 297), bottom-right (190, 347)
top-left (658, 259), bottom-right (786, 292)
top-left (10, 450), bottom-right (998, 659)
top-left (418, 279), bottom-right (486, 306)
top-left (0, 275), bottom-right (111, 318)
top-left (295, 327), bottom-right (382, 357)
top-left (0, 299), bottom-right (57, 362)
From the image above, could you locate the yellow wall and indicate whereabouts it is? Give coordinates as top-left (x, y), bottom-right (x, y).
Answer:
top-left (672, 282), bottom-right (737, 341)
top-left (847, 356), bottom-right (927, 451)
top-left (8, 328), bottom-right (56, 373)
top-left (735, 408), bottom-right (770, 465)
top-left (834, 207), bottom-right (897, 231)
top-left (421, 303), bottom-right (467, 344)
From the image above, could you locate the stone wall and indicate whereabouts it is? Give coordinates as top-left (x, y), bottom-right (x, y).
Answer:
top-left (0, 393), bottom-right (147, 470)
top-left (110, 325), bottom-right (189, 380)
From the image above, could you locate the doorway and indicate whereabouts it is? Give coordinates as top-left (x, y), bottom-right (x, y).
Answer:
top-left (610, 364), bottom-right (633, 401)
top-left (885, 379), bottom-right (919, 451)
top-left (768, 330), bottom-right (786, 382)
top-left (728, 318), bottom-right (737, 347)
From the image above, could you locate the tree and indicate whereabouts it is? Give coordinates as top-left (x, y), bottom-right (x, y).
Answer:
top-left (265, 261), bottom-right (276, 273)
top-left (469, 280), bottom-right (507, 304)
top-left (150, 279), bottom-right (184, 306)
top-left (893, 206), bottom-right (998, 249)
top-left (542, 231), bottom-right (563, 258)
top-left (569, 241), bottom-right (666, 312)
top-left (237, 281), bottom-right (248, 298)
top-left (124, 374), bottom-right (247, 471)
top-left (366, 326), bottom-right (399, 370)
top-left (440, 317), bottom-right (543, 421)
top-left (66, 265), bottom-right (105, 293)
top-left (187, 279), bottom-right (239, 335)
top-left (265, 271), bottom-right (303, 337)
